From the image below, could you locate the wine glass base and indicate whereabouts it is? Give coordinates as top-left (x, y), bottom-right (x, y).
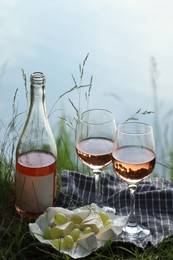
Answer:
top-left (101, 206), bottom-right (116, 214)
top-left (118, 223), bottom-right (150, 241)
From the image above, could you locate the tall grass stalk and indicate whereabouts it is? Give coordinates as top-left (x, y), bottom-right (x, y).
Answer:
top-left (150, 57), bottom-right (173, 179)
top-left (150, 57), bottom-right (164, 176)
top-left (52, 54), bottom-right (93, 173)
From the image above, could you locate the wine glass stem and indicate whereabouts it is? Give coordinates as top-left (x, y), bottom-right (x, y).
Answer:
top-left (93, 170), bottom-right (102, 207)
top-left (128, 185), bottom-right (137, 227)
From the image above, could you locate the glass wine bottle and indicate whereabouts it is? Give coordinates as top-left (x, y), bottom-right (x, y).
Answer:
top-left (15, 72), bottom-right (57, 220)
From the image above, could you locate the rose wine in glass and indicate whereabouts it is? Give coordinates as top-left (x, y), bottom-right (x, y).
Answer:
top-left (112, 122), bottom-right (156, 240)
top-left (76, 109), bottom-right (116, 212)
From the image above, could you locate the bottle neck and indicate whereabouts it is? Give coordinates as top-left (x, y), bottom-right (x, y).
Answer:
top-left (30, 84), bottom-right (45, 108)
top-left (29, 72), bottom-right (47, 117)
top-left (16, 72), bottom-right (57, 157)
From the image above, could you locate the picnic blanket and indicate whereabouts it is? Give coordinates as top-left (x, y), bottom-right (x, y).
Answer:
top-left (56, 170), bottom-right (173, 249)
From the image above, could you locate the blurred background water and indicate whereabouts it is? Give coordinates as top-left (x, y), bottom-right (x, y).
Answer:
top-left (0, 0), bottom-right (173, 177)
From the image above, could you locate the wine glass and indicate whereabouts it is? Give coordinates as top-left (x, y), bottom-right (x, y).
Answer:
top-left (76, 108), bottom-right (116, 212)
top-left (112, 122), bottom-right (156, 240)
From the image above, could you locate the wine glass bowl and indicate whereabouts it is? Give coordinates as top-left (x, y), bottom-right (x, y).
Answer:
top-left (76, 108), bottom-right (116, 211)
top-left (76, 138), bottom-right (113, 171)
top-left (112, 122), bottom-right (156, 239)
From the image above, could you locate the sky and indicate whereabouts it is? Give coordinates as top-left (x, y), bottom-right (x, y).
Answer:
top-left (1, 0), bottom-right (173, 175)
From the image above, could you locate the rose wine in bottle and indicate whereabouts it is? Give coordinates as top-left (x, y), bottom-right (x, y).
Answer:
top-left (15, 72), bottom-right (57, 220)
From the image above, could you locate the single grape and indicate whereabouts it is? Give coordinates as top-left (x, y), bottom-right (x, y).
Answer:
top-left (43, 226), bottom-right (51, 239)
top-left (71, 215), bottom-right (82, 224)
top-left (70, 228), bottom-right (80, 242)
top-left (52, 239), bottom-right (64, 250)
top-left (50, 226), bottom-right (61, 239)
top-left (98, 211), bottom-right (108, 224)
top-left (104, 219), bottom-right (113, 227)
top-left (64, 235), bottom-right (74, 249)
top-left (54, 213), bottom-right (68, 225)
top-left (83, 226), bottom-right (92, 234)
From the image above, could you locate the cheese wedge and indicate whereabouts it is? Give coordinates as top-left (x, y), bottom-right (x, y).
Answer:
top-left (81, 212), bottom-right (103, 234)
top-left (77, 232), bottom-right (97, 251)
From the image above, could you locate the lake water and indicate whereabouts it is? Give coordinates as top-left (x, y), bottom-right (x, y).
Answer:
top-left (1, 0), bottom-right (173, 178)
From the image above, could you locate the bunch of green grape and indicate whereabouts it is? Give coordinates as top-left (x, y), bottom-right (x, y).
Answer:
top-left (43, 211), bottom-right (113, 250)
